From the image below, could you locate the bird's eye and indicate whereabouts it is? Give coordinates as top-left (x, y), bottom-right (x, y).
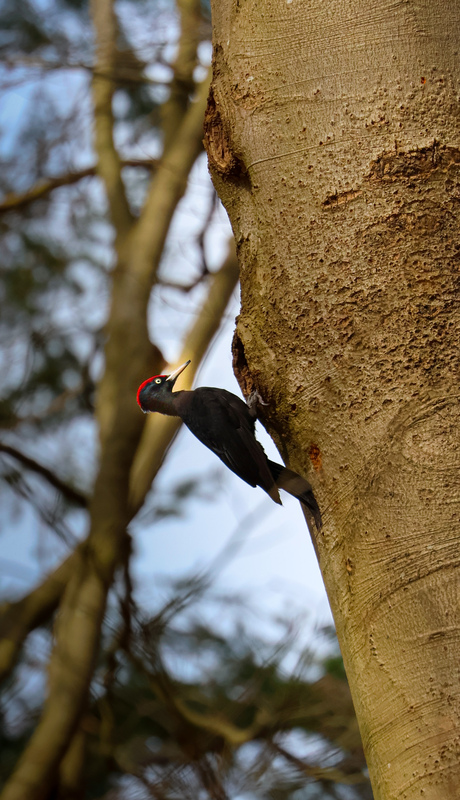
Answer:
top-left (155, 378), bottom-right (162, 384)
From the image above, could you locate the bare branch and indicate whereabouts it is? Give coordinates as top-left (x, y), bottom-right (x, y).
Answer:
top-left (0, 554), bottom-right (77, 685)
top-left (196, 757), bottom-right (230, 800)
top-left (90, 0), bottom-right (134, 238)
top-left (196, 188), bottom-right (219, 276)
top-left (0, 443), bottom-right (87, 507)
top-left (4, 472), bottom-right (79, 549)
top-left (0, 159), bottom-right (158, 214)
top-left (56, 728), bottom-right (86, 799)
top-left (0, 167), bottom-right (96, 213)
top-left (124, 632), bottom-right (269, 747)
top-left (129, 70), bottom-right (211, 293)
top-left (162, 0), bottom-right (204, 148)
top-left (1, 55), bottom-right (168, 85)
top-left (272, 742), bottom-right (367, 787)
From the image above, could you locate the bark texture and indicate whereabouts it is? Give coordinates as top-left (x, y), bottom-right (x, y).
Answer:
top-left (206, 2), bottom-right (460, 798)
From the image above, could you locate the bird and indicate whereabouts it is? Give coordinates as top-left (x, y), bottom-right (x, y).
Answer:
top-left (137, 360), bottom-right (321, 529)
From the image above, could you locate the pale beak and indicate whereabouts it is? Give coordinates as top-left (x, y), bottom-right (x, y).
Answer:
top-left (166, 359), bottom-right (191, 383)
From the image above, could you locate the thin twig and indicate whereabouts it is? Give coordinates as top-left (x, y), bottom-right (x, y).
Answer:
top-left (0, 159), bottom-right (158, 214)
top-left (0, 443), bottom-right (87, 507)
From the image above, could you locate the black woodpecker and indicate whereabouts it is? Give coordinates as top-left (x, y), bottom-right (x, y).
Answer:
top-left (137, 360), bottom-right (321, 529)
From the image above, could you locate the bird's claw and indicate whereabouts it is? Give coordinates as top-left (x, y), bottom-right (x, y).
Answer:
top-left (247, 389), bottom-right (269, 416)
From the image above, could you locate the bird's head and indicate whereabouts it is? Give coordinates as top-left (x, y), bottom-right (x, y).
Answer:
top-left (137, 360), bottom-right (191, 413)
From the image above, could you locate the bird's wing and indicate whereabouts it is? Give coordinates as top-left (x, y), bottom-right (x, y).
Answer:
top-left (181, 388), bottom-right (278, 496)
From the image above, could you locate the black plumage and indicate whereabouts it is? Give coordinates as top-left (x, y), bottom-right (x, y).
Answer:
top-left (137, 361), bottom-right (321, 529)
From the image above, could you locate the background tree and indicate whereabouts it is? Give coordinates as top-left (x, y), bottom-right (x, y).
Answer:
top-left (0, 0), bottom-right (234, 795)
top-left (0, 0), bottom-right (372, 798)
top-left (2, 579), bottom-right (371, 799)
top-left (206, 2), bottom-right (460, 799)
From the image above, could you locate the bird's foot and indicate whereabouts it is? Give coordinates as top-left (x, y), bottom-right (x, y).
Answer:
top-left (247, 389), bottom-right (269, 417)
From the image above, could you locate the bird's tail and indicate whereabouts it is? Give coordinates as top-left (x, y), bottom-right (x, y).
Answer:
top-left (268, 460), bottom-right (322, 530)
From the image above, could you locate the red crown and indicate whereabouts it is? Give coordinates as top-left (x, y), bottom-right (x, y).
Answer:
top-left (136, 375), bottom-right (164, 407)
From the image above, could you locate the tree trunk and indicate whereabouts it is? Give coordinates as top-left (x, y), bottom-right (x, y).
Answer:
top-left (205, 2), bottom-right (460, 798)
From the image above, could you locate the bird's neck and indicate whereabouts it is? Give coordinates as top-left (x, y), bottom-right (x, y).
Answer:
top-left (148, 391), bottom-right (183, 417)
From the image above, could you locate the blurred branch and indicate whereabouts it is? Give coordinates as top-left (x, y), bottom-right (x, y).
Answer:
top-left (56, 727), bottom-right (86, 800)
top-left (196, 188), bottom-right (219, 275)
top-left (0, 160), bottom-right (158, 214)
top-left (160, 189), bottom-right (218, 290)
top-left (196, 757), bottom-right (229, 800)
top-left (162, 0), bottom-right (204, 148)
top-left (0, 554), bottom-right (77, 685)
top-left (129, 68), bottom-right (211, 291)
top-left (172, 694), bottom-right (270, 746)
top-left (90, 0), bottom-right (134, 238)
top-left (272, 742), bottom-right (368, 787)
top-left (1, 55), bottom-right (168, 85)
top-left (0, 443), bottom-right (87, 507)
top-left (129, 240), bottom-right (239, 512)
top-left (124, 637), bottom-right (271, 748)
top-left (3, 472), bottom-right (79, 549)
